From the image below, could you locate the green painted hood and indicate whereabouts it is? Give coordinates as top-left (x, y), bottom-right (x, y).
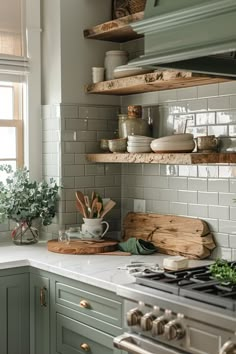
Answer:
top-left (130, 0), bottom-right (236, 77)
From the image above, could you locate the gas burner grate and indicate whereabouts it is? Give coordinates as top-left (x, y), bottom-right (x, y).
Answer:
top-left (135, 262), bottom-right (236, 310)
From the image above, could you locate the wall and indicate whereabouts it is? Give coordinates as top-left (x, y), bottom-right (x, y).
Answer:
top-left (121, 81), bottom-right (236, 260)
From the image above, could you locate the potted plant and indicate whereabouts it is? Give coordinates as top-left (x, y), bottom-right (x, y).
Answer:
top-left (0, 165), bottom-right (59, 245)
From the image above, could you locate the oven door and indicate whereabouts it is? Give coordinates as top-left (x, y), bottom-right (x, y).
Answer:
top-left (114, 333), bottom-right (185, 354)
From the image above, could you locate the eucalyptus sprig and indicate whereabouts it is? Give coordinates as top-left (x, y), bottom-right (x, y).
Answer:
top-left (209, 259), bottom-right (236, 285)
top-left (0, 165), bottom-right (59, 226)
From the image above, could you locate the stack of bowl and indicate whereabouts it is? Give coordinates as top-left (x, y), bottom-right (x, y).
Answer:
top-left (127, 135), bottom-right (154, 153)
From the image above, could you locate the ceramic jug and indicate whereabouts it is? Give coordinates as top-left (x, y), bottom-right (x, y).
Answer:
top-left (81, 218), bottom-right (109, 239)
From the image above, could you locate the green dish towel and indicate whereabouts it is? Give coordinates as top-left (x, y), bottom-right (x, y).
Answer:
top-left (118, 238), bottom-right (156, 255)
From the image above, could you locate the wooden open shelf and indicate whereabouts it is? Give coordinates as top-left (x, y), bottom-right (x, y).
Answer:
top-left (86, 152), bottom-right (236, 165)
top-left (85, 70), bottom-right (231, 96)
top-left (83, 12), bottom-right (144, 42)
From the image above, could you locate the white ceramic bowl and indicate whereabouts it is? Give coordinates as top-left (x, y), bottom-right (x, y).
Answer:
top-left (128, 135), bottom-right (154, 143)
top-left (127, 146), bottom-right (152, 153)
top-left (150, 139), bottom-right (195, 153)
top-left (156, 133), bottom-right (193, 142)
top-left (113, 65), bottom-right (154, 79)
top-left (127, 141), bottom-right (151, 147)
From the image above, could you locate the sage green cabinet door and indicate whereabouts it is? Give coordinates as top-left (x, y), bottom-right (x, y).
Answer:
top-left (30, 273), bottom-right (50, 354)
top-left (0, 273), bottom-right (29, 354)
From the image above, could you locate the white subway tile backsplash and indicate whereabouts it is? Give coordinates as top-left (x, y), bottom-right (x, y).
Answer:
top-left (177, 87), bottom-right (198, 101)
top-left (61, 105), bottom-right (78, 118)
top-left (230, 234), bottom-right (236, 247)
top-left (65, 142), bottom-right (85, 153)
top-left (85, 164), bottom-right (104, 176)
top-left (159, 89), bottom-right (177, 102)
top-left (179, 165), bottom-right (198, 177)
top-left (219, 82), bottom-right (236, 96)
top-left (197, 84), bottom-right (219, 98)
top-left (66, 118), bottom-right (88, 131)
top-left (187, 98), bottom-right (207, 112)
top-left (203, 217), bottom-right (219, 232)
top-left (159, 189), bottom-right (178, 201)
top-left (143, 188), bottom-right (160, 200)
top-left (198, 191), bottom-right (218, 205)
top-left (196, 112), bottom-right (215, 125)
top-left (209, 205), bottom-right (229, 220)
top-left (230, 96), bottom-right (236, 109)
top-left (211, 247), bottom-right (232, 261)
top-left (105, 164), bottom-right (121, 175)
top-left (213, 233), bottom-right (229, 247)
top-left (198, 166), bottom-right (219, 178)
top-left (208, 125), bottom-right (228, 137)
top-left (230, 207), bottom-right (236, 220)
top-left (230, 180), bottom-right (236, 193)
top-left (170, 202), bottom-right (187, 216)
top-left (216, 111), bottom-right (236, 124)
top-left (178, 190), bottom-right (198, 203)
top-left (75, 176), bottom-right (95, 189)
top-left (127, 186), bottom-right (144, 199)
top-left (145, 175), bottom-right (168, 189)
top-left (208, 179), bottom-right (229, 192)
top-left (148, 200), bottom-right (170, 214)
top-left (169, 177), bottom-right (188, 190)
top-left (188, 204), bottom-right (208, 218)
top-left (219, 219), bottom-right (236, 233)
top-left (160, 165), bottom-right (178, 176)
top-left (208, 96), bottom-right (230, 111)
top-left (188, 178), bottom-right (207, 191)
top-left (219, 166), bottom-right (236, 178)
top-left (219, 193), bottom-right (235, 206)
top-left (143, 164), bottom-right (160, 176)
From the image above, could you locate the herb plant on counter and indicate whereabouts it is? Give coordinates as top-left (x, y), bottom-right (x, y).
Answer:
top-left (0, 165), bottom-right (60, 244)
top-left (210, 259), bottom-right (236, 285)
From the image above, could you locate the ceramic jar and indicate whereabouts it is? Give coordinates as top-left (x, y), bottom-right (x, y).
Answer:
top-left (121, 105), bottom-right (152, 137)
top-left (118, 114), bottom-right (128, 138)
top-left (104, 50), bottom-right (128, 80)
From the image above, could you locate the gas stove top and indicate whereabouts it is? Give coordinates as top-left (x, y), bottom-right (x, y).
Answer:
top-left (135, 262), bottom-right (236, 311)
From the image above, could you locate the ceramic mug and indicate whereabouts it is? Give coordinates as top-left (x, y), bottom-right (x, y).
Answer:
top-left (196, 135), bottom-right (219, 152)
top-left (81, 218), bottom-right (109, 239)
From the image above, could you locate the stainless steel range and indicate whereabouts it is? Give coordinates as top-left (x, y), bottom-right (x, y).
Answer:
top-left (114, 263), bottom-right (236, 354)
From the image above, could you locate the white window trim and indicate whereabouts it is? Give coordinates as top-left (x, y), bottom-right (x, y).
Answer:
top-left (25, 0), bottom-right (42, 181)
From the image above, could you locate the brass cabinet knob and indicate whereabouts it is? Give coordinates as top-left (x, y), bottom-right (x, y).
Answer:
top-left (152, 316), bottom-right (168, 336)
top-left (126, 308), bottom-right (143, 326)
top-left (80, 300), bottom-right (90, 309)
top-left (140, 312), bottom-right (156, 331)
top-left (164, 319), bottom-right (185, 341)
top-left (220, 341), bottom-right (236, 354)
top-left (80, 343), bottom-right (90, 352)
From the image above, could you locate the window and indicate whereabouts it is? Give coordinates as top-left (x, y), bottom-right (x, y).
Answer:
top-left (0, 81), bottom-right (24, 168)
top-left (0, 0), bottom-right (41, 180)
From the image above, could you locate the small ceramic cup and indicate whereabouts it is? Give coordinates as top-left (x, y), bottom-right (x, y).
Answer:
top-left (92, 67), bottom-right (105, 83)
top-left (196, 135), bottom-right (219, 152)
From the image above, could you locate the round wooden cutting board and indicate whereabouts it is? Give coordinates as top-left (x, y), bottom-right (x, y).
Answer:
top-left (47, 239), bottom-right (118, 255)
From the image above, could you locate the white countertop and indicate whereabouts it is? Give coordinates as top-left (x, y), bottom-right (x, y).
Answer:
top-left (0, 242), bottom-right (213, 292)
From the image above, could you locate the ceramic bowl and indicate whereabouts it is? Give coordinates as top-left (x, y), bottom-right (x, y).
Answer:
top-left (127, 145), bottom-right (152, 153)
top-left (150, 139), bottom-right (195, 153)
top-left (108, 138), bottom-right (127, 153)
top-left (100, 139), bottom-right (110, 152)
top-left (156, 133), bottom-right (193, 142)
top-left (128, 135), bottom-right (154, 143)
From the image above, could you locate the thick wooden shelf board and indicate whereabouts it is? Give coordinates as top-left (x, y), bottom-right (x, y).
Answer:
top-left (86, 152), bottom-right (236, 165)
top-left (83, 12), bottom-right (144, 42)
top-left (85, 71), bottom-right (231, 96)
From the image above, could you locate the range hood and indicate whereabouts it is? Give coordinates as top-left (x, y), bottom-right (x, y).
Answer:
top-left (130, 0), bottom-right (236, 77)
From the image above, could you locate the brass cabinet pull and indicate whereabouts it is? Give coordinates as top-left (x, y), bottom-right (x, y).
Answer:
top-left (80, 300), bottom-right (90, 309)
top-left (40, 287), bottom-right (47, 307)
top-left (80, 343), bottom-right (90, 352)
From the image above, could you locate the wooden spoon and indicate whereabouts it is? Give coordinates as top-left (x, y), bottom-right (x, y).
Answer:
top-left (90, 197), bottom-right (98, 218)
top-left (75, 191), bottom-right (87, 218)
top-left (96, 202), bottom-right (102, 218)
top-left (100, 200), bottom-right (116, 218)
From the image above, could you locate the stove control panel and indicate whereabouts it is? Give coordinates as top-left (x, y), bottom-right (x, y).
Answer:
top-left (126, 304), bottom-right (185, 341)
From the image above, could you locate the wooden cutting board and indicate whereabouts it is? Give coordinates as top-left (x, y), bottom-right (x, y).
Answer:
top-left (123, 212), bottom-right (216, 259)
top-left (47, 239), bottom-right (118, 255)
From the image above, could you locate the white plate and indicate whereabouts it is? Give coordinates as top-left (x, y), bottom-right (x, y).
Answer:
top-left (155, 134), bottom-right (193, 143)
top-left (127, 142), bottom-right (151, 147)
top-left (128, 135), bottom-right (154, 142)
top-left (127, 146), bottom-right (152, 153)
top-left (113, 65), bottom-right (154, 79)
top-left (151, 139), bottom-right (195, 152)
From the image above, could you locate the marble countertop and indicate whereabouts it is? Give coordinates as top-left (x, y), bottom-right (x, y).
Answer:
top-left (0, 241), bottom-right (213, 292)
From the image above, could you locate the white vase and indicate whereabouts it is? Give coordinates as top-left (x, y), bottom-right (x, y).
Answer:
top-left (81, 218), bottom-right (109, 239)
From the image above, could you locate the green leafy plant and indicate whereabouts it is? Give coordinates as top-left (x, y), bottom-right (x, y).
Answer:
top-left (0, 165), bottom-right (60, 228)
top-left (209, 259), bottom-right (236, 285)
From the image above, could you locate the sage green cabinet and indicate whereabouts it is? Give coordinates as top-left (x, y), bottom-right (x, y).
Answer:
top-left (0, 268), bottom-right (29, 354)
top-left (30, 272), bottom-right (50, 354)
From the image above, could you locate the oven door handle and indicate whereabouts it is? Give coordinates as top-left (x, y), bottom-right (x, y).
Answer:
top-left (114, 334), bottom-right (153, 354)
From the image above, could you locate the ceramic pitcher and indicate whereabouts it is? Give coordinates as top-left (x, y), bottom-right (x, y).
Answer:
top-left (81, 218), bottom-right (109, 239)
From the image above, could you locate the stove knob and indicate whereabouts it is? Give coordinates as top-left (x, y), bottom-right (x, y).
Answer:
top-left (151, 315), bottom-right (169, 336)
top-left (140, 312), bottom-right (156, 331)
top-left (127, 308), bottom-right (143, 326)
top-left (164, 319), bottom-right (185, 341)
top-left (220, 341), bottom-right (236, 354)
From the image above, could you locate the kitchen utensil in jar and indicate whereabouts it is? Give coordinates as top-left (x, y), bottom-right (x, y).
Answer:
top-left (100, 200), bottom-right (116, 218)
top-left (81, 218), bottom-right (109, 239)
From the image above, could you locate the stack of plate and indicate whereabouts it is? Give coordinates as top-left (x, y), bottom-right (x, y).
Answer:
top-left (113, 65), bottom-right (154, 79)
top-left (127, 135), bottom-right (154, 153)
top-left (150, 134), bottom-right (195, 153)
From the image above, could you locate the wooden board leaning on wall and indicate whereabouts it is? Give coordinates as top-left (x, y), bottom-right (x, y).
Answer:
top-left (123, 212), bottom-right (216, 259)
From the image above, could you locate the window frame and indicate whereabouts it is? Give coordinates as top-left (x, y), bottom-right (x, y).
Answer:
top-left (0, 82), bottom-right (24, 168)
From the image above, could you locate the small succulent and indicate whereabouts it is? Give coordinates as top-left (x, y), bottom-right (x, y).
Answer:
top-left (0, 165), bottom-right (59, 227)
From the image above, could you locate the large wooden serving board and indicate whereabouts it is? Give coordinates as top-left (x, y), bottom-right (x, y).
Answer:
top-left (47, 239), bottom-right (118, 255)
top-left (123, 212), bottom-right (216, 259)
